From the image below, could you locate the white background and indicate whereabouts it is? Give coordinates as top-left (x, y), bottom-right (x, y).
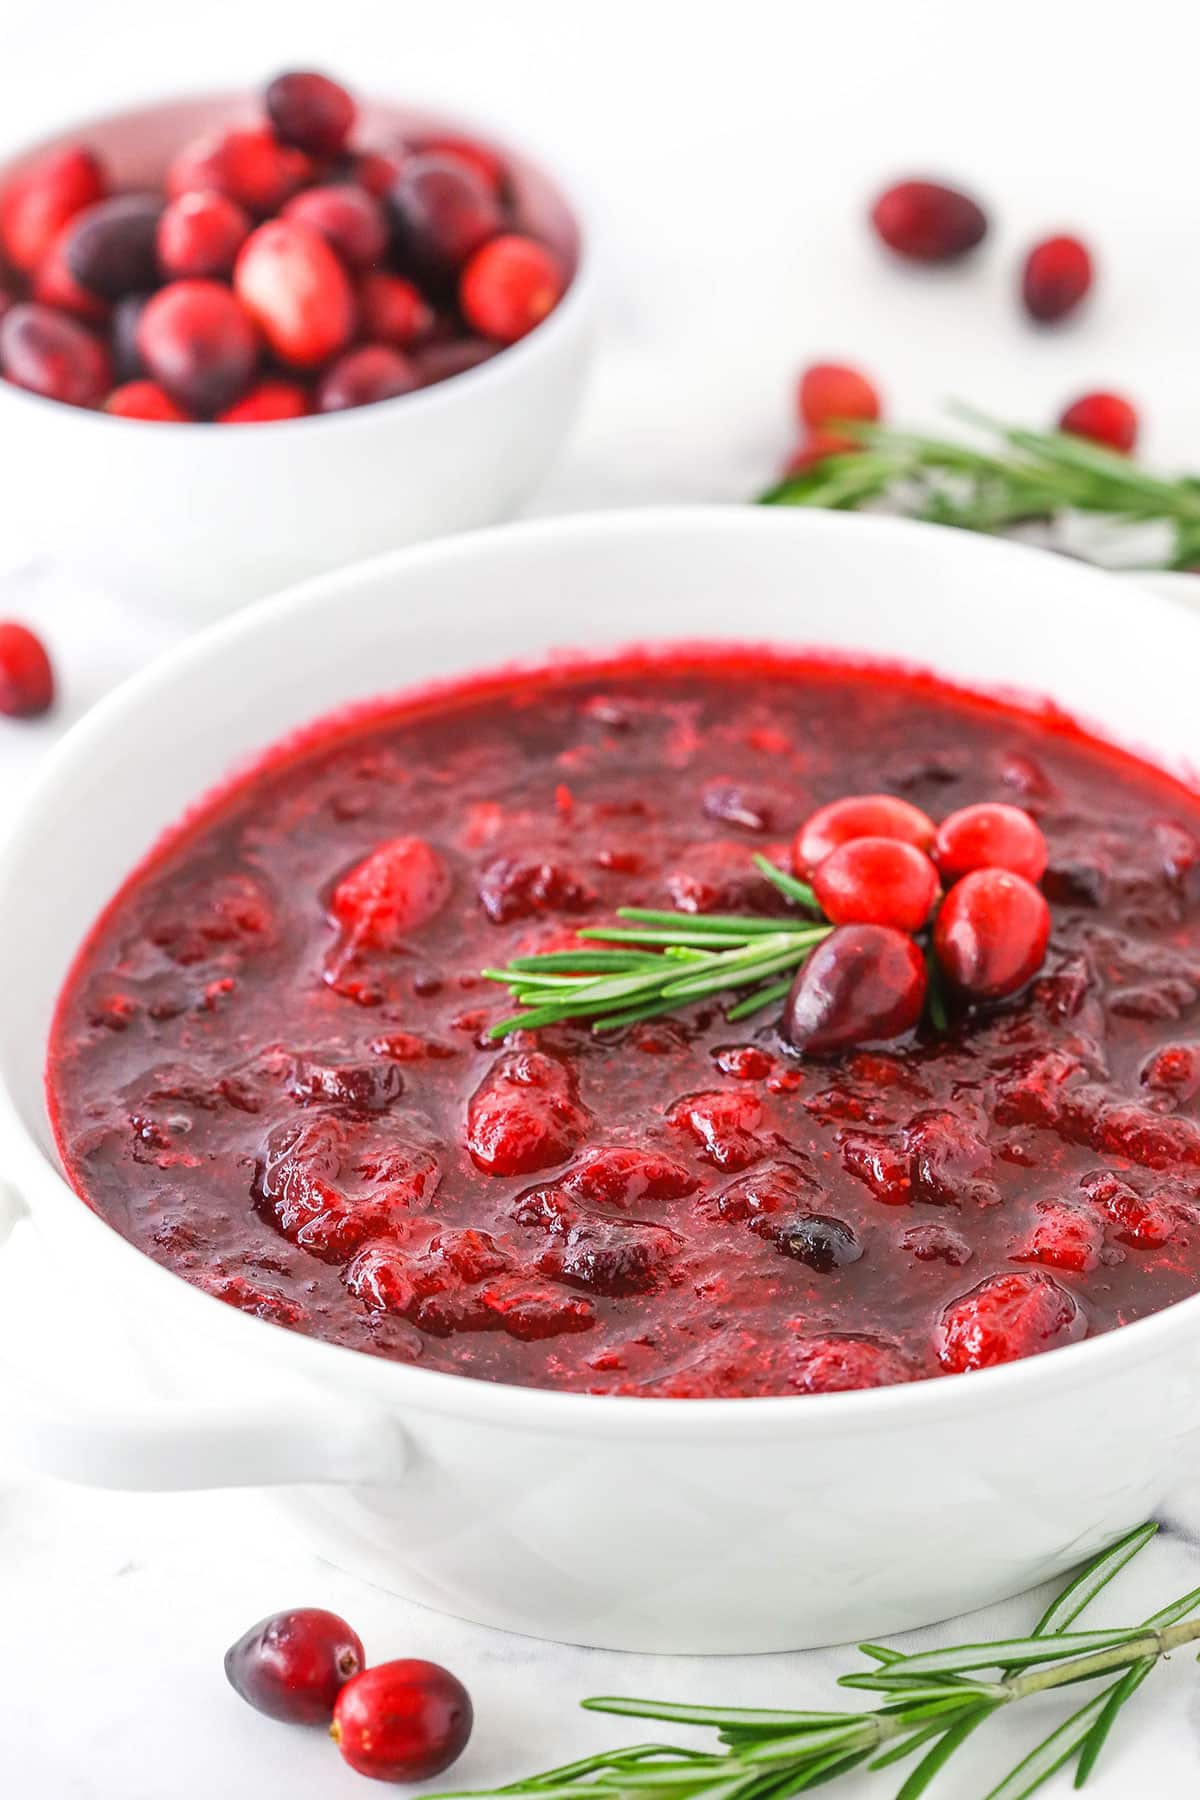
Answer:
top-left (3, 1), bottom-right (1200, 1795)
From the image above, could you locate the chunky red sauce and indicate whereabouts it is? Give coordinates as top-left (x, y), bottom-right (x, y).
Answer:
top-left (46, 652), bottom-right (1200, 1396)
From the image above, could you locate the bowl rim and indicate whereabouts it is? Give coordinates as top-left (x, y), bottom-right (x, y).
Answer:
top-left (0, 84), bottom-right (595, 438)
top-left (6, 503), bottom-right (1200, 1440)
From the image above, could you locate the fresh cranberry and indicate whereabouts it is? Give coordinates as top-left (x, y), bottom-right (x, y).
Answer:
top-left (332, 1660), bottom-right (472, 1782)
top-left (32, 227), bottom-right (109, 322)
top-left (266, 71), bottom-right (356, 156)
top-left (793, 793), bottom-right (935, 876)
top-left (934, 868), bottom-right (1051, 999)
top-left (418, 134), bottom-right (507, 196)
top-left (934, 802), bottom-right (1048, 885)
top-left (167, 127), bottom-right (309, 215)
top-left (331, 838), bottom-right (450, 947)
top-left (467, 1049), bottom-right (589, 1175)
top-left (389, 155), bottom-right (504, 282)
top-left (234, 220), bottom-right (356, 367)
top-left (342, 148), bottom-right (406, 198)
top-left (358, 271), bottom-right (434, 347)
top-left (460, 234), bottom-right (565, 344)
top-left (1058, 391), bottom-right (1138, 454)
top-left (0, 621), bottom-right (54, 717)
top-left (317, 345), bottom-right (418, 412)
top-left (0, 302), bottom-right (110, 406)
top-left (870, 179), bottom-right (988, 262)
top-left (110, 292), bottom-right (149, 381)
top-left (783, 924), bottom-right (927, 1055)
top-left (157, 189), bottom-right (251, 280)
top-left (218, 378), bottom-right (310, 423)
top-left (224, 1607), bottom-right (364, 1724)
top-left (1, 144), bottom-right (107, 272)
top-left (283, 184), bottom-right (389, 271)
top-left (105, 379), bottom-right (196, 422)
top-left (63, 193), bottom-right (163, 298)
top-left (1022, 235), bottom-right (1093, 323)
top-left (797, 362), bottom-right (881, 428)
top-left (813, 837), bottom-right (939, 931)
top-left (413, 337), bottom-right (494, 386)
top-left (935, 1270), bottom-right (1084, 1372)
top-left (136, 280), bottom-right (259, 415)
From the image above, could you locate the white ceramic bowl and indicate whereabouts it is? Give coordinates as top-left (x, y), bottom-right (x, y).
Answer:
top-left (0, 92), bottom-right (593, 618)
top-left (3, 508), bottom-right (1200, 1655)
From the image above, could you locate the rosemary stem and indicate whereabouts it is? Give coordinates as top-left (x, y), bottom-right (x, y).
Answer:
top-left (1004, 1617), bottom-right (1200, 1700)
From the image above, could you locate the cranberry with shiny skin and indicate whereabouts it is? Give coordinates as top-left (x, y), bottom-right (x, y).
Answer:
top-left (157, 190), bottom-right (251, 280)
top-left (1, 145), bottom-right (107, 273)
top-left (234, 219), bottom-right (356, 367)
top-left (167, 127), bottom-right (309, 215)
top-left (389, 155), bottom-right (504, 282)
top-left (934, 867), bottom-right (1050, 999)
top-left (32, 227), bottom-right (109, 322)
top-left (936, 1270), bottom-right (1084, 1372)
top-left (813, 836), bottom-right (939, 932)
top-left (136, 280), bottom-right (259, 415)
top-left (0, 621), bottom-right (54, 717)
top-left (460, 234), bottom-right (565, 344)
top-left (798, 362), bottom-right (881, 428)
top-left (934, 802), bottom-right (1047, 885)
top-left (317, 344), bottom-right (418, 412)
top-left (224, 1607), bottom-right (364, 1724)
top-left (266, 71), bottom-right (356, 157)
top-left (359, 272), bottom-right (434, 347)
top-left (783, 924), bottom-right (927, 1054)
top-left (793, 793), bottom-right (936, 876)
top-left (1058, 390), bottom-right (1138, 454)
top-left (331, 1660), bottom-right (473, 1782)
top-left (283, 185), bottom-right (389, 271)
top-left (1022, 234), bottom-right (1093, 323)
top-left (218, 379), bottom-right (310, 423)
top-left (64, 193), bottom-right (163, 298)
top-left (870, 179), bottom-right (988, 262)
top-left (0, 302), bottom-right (110, 406)
top-left (105, 379), bottom-right (195, 422)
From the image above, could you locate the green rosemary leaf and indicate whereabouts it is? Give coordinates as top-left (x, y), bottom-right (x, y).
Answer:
top-left (983, 1689), bottom-right (1112, 1800)
top-left (580, 1700), bottom-right (861, 1731)
top-left (486, 1004), bottom-right (571, 1039)
top-left (725, 976), bottom-right (794, 1021)
top-left (739, 1723), bottom-right (873, 1764)
top-left (1028, 1524), bottom-right (1158, 1640)
top-left (504, 951), bottom-right (665, 972)
top-left (615, 909), bottom-right (788, 935)
top-left (880, 1628), bottom-right (1144, 1679)
top-left (751, 854), bottom-right (819, 911)
top-left (858, 1645), bottom-right (905, 1665)
top-left (786, 1749), bottom-right (874, 1791)
top-left (1140, 1579), bottom-right (1200, 1629)
top-left (894, 1704), bottom-right (996, 1800)
top-left (591, 997), bottom-right (695, 1032)
top-left (1072, 1659), bottom-right (1154, 1787)
top-left (577, 926), bottom-right (755, 948)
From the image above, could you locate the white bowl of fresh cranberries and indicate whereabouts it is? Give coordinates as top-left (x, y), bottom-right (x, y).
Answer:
top-left (0, 74), bottom-right (593, 615)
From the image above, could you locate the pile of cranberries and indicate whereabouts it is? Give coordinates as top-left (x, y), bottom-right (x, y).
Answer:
top-left (225, 1606), bottom-right (472, 1783)
top-left (0, 70), bottom-right (568, 422)
top-left (783, 795), bottom-right (1050, 1054)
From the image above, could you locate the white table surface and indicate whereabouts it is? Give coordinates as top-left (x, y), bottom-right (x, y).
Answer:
top-left (4, 2), bottom-right (1200, 1794)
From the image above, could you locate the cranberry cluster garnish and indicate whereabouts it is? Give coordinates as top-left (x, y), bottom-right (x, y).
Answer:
top-left (225, 1606), bottom-right (472, 1783)
top-left (0, 70), bottom-right (568, 421)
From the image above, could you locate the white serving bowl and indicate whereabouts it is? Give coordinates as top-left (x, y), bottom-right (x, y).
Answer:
top-left (3, 508), bottom-right (1200, 1655)
top-left (0, 92), bottom-right (593, 618)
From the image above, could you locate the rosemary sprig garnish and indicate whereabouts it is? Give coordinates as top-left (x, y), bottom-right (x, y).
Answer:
top-left (759, 410), bottom-right (1200, 568)
top-left (482, 856), bottom-right (831, 1040)
top-left (432, 1523), bottom-right (1200, 1800)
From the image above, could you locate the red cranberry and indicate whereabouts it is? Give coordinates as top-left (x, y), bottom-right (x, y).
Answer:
top-left (32, 227), bottom-right (109, 322)
top-left (934, 867), bottom-right (1050, 999)
top-left (389, 155), bottom-right (504, 282)
top-left (234, 220), bottom-right (356, 367)
top-left (343, 149), bottom-right (406, 198)
top-left (110, 292), bottom-right (149, 381)
top-left (813, 837), bottom-right (939, 932)
top-left (1058, 390), bottom-right (1138, 454)
top-left (788, 1333), bottom-right (916, 1392)
top-left (359, 271), bottom-right (434, 347)
top-left (218, 379), bottom-right (310, 423)
top-left (413, 336), bottom-right (494, 386)
top-left (467, 1050), bottom-right (589, 1175)
top-left (936, 1270), bottom-right (1084, 1372)
top-left (157, 190), bottom-right (251, 280)
top-left (1022, 234), bottom-right (1093, 323)
top-left (418, 134), bottom-right (507, 196)
top-left (332, 1660), bottom-right (472, 1782)
top-left (283, 184), bottom-right (389, 270)
top-left (870, 179), bottom-right (988, 263)
top-left (460, 234), bottom-right (564, 343)
top-left (317, 344), bottom-right (417, 412)
top-left (63, 193), bottom-right (163, 299)
top-left (1, 145), bottom-right (107, 273)
top-left (782, 428), bottom-right (861, 476)
top-left (0, 621), bottom-right (54, 717)
top-left (797, 362), bottom-right (881, 428)
top-left (332, 838), bottom-right (450, 948)
top-left (167, 128), bottom-right (309, 215)
top-left (793, 793), bottom-right (935, 876)
top-left (783, 924), bottom-right (927, 1054)
top-left (934, 802), bottom-right (1047, 885)
top-left (266, 71), bottom-right (356, 156)
top-left (224, 1607), bottom-right (364, 1724)
top-left (105, 379), bottom-right (195, 422)
top-left (137, 281), bottom-right (259, 415)
top-left (0, 302), bottom-right (110, 406)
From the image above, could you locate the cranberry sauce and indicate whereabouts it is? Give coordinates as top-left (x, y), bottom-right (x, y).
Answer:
top-left (46, 653), bottom-right (1200, 1397)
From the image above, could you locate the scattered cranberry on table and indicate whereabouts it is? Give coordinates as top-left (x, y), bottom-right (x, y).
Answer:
top-left (869, 178), bottom-right (988, 263)
top-left (0, 620), bottom-right (54, 717)
top-left (797, 361), bottom-right (881, 429)
top-left (1058, 389), bottom-right (1139, 454)
top-left (331, 1659), bottom-right (474, 1783)
top-left (224, 1607), bottom-right (365, 1725)
top-left (1021, 233), bottom-right (1093, 324)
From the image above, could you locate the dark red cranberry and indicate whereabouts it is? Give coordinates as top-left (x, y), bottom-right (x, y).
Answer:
top-left (167, 127), bottom-right (310, 215)
top-left (460, 234), bottom-right (565, 343)
top-left (783, 924), bottom-right (927, 1054)
top-left (0, 302), bottom-right (110, 406)
top-left (793, 793), bottom-right (935, 877)
top-left (1058, 390), bottom-right (1138, 454)
top-left (935, 1270), bottom-right (1084, 1372)
top-left (266, 71), bottom-right (356, 156)
top-left (332, 838), bottom-right (450, 947)
top-left (218, 378), bottom-right (310, 423)
top-left (934, 867), bottom-right (1050, 999)
top-left (413, 336), bottom-right (494, 386)
top-left (157, 189), bottom-right (251, 280)
top-left (234, 220), bottom-right (356, 367)
top-left (64, 193), bottom-right (163, 298)
top-left (317, 344), bottom-right (417, 412)
top-left (342, 148), bottom-right (406, 198)
top-left (32, 226), bottom-right (109, 322)
top-left (934, 802), bottom-right (1047, 885)
top-left (870, 179), bottom-right (988, 263)
top-left (418, 134), bottom-right (507, 196)
top-left (224, 1607), bottom-right (364, 1724)
top-left (110, 292), bottom-right (149, 381)
top-left (331, 1660), bottom-right (473, 1782)
top-left (770, 1213), bottom-right (862, 1270)
top-left (1022, 235), bottom-right (1093, 323)
top-left (1, 145), bottom-right (107, 273)
top-left (359, 271), bottom-right (434, 347)
top-left (282, 184), bottom-right (389, 270)
top-left (0, 621), bottom-right (54, 717)
top-left (389, 155), bottom-right (504, 282)
top-left (136, 280), bottom-right (259, 415)
top-left (104, 379), bottom-right (195, 422)
top-left (813, 837), bottom-right (939, 931)
top-left (788, 1333), bottom-right (917, 1392)
top-left (798, 362), bottom-right (881, 428)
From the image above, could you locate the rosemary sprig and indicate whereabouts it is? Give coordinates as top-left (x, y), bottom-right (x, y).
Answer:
top-left (481, 856), bottom-right (831, 1040)
top-left (759, 410), bottom-right (1200, 568)
top-left (432, 1523), bottom-right (1200, 1800)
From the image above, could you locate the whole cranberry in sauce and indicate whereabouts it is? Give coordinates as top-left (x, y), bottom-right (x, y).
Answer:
top-left (1022, 234), bottom-right (1093, 324)
top-left (64, 193), bottom-right (163, 299)
top-left (225, 1608), bottom-right (364, 1724)
top-left (934, 802), bottom-right (1048, 885)
top-left (136, 280), bottom-right (259, 415)
top-left (0, 302), bottom-right (110, 406)
top-left (0, 145), bottom-right (107, 272)
top-left (331, 1660), bottom-right (473, 1781)
top-left (934, 867), bottom-right (1050, 999)
top-left (813, 837), bottom-right (939, 932)
top-left (389, 154), bottom-right (504, 282)
top-left (783, 924), bottom-right (927, 1054)
top-left (793, 793), bottom-right (935, 877)
top-left (266, 71), bottom-right (357, 156)
top-left (870, 179), bottom-right (988, 263)
top-left (0, 620), bottom-right (54, 717)
top-left (936, 1270), bottom-right (1085, 1372)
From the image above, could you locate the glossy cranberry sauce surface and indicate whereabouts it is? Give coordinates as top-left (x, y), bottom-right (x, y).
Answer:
top-left (46, 652), bottom-right (1200, 1397)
